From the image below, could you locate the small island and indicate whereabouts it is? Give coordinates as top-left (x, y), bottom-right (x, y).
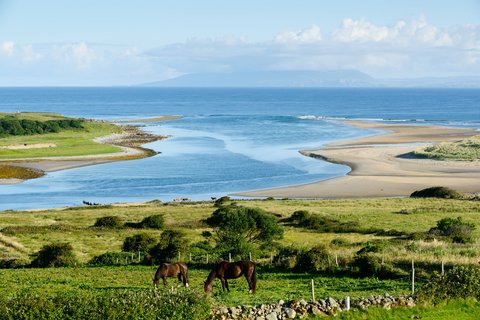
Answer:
top-left (0, 112), bottom-right (175, 183)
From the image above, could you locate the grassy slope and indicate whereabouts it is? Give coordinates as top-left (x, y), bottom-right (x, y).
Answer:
top-left (0, 113), bottom-right (122, 159)
top-left (1, 198), bottom-right (479, 264)
top-left (414, 135), bottom-right (480, 160)
top-left (1, 198), bottom-right (479, 313)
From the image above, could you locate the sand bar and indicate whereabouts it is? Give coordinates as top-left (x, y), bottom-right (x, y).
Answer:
top-left (237, 120), bottom-right (480, 199)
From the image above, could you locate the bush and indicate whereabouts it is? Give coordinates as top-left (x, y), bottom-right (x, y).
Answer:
top-left (420, 265), bottom-right (480, 302)
top-left (0, 289), bottom-right (210, 320)
top-left (349, 253), bottom-right (406, 279)
top-left (123, 234), bottom-right (157, 253)
top-left (296, 245), bottom-right (332, 272)
top-left (410, 186), bottom-right (463, 199)
top-left (288, 210), bottom-right (376, 234)
top-left (93, 216), bottom-right (123, 228)
top-left (30, 243), bottom-right (77, 268)
top-left (140, 214), bottom-right (165, 229)
top-left (148, 230), bottom-right (189, 264)
top-left (89, 251), bottom-right (133, 266)
top-left (429, 217), bottom-right (475, 243)
top-left (214, 196), bottom-right (231, 207)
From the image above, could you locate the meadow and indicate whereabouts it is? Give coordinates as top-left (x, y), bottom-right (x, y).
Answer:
top-left (1, 197), bottom-right (479, 318)
top-left (0, 112), bottom-right (121, 159)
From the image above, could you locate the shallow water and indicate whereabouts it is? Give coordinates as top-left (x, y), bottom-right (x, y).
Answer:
top-left (0, 88), bottom-right (479, 210)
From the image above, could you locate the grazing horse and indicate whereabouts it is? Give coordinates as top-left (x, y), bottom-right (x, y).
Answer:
top-left (204, 260), bottom-right (256, 294)
top-left (153, 262), bottom-right (189, 288)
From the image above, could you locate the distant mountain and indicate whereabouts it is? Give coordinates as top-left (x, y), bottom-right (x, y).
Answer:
top-left (381, 76), bottom-right (480, 88)
top-left (140, 70), bottom-right (380, 87)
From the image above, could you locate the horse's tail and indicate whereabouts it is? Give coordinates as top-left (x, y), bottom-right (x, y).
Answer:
top-left (251, 263), bottom-right (257, 294)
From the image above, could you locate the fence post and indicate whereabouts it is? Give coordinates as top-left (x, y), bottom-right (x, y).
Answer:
top-left (441, 260), bottom-right (445, 276)
top-left (189, 253), bottom-right (192, 262)
top-left (229, 253), bottom-right (232, 262)
top-left (138, 251), bottom-right (141, 262)
top-left (335, 254), bottom-right (339, 267)
top-left (345, 296), bottom-right (350, 311)
top-left (411, 260), bottom-right (415, 295)
top-left (206, 253), bottom-right (209, 264)
top-left (249, 252), bottom-right (252, 261)
top-left (270, 252), bottom-right (273, 264)
top-left (131, 253), bottom-right (134, 262)
top-left (178, 251), bottom-right (181, 262)
top-left (311, 279), bottom-right (315, 302)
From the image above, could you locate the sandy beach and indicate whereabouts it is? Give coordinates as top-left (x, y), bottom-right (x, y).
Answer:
top-left (237, 120), bottom-right (480, 199)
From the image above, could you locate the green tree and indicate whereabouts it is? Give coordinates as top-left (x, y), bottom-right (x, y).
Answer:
top-left (149, 230), bottom-right (188, 264)
top-left (205, 206), bottom-right (283, 256)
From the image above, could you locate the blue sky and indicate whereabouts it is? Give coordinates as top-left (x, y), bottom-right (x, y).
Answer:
top-left (1, 0), bottom-right (480, 85)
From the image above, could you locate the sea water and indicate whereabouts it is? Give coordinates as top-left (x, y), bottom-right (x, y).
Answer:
top-left (0, 88), bottom-right (479, 210)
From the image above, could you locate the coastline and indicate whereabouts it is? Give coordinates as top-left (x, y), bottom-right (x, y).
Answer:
top-left (0, 119), bottom-right (171, 184)
top-left (236, 120), bottom-right (480, 199)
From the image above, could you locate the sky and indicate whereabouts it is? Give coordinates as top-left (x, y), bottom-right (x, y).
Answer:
top-left (1, 0), bottom-right (480, 86)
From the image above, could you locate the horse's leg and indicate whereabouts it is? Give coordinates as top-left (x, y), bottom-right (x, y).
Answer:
top-left (182, 269), bottom-right (189, 288)
top-left (244, 268), bottom-right (255, 293)
top-left (225, 279), bottom-right (230, 292)
top-left (220, 278), bottom-right (226, 291)
top-left (162, 276), bottom-right (167, 287)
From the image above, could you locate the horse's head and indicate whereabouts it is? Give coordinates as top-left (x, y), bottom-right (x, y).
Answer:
top-left (203, 281), bottom-right (212, 294)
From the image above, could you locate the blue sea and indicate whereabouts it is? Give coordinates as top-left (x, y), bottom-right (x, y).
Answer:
top-left (0, 88), bottom-right (479, 211)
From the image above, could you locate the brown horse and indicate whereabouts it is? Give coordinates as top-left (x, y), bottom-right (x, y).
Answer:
top-left (153, 262), bottom-right (189, 288)
top-left (204, 260), bottom-right (256, 294)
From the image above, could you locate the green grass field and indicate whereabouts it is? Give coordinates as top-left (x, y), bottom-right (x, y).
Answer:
top-left (1, 197), bottom-right (479, 318)
top-left (1, 198), bottom-right (479, 265)
top-left (0, 112), bottom-right (122, 159)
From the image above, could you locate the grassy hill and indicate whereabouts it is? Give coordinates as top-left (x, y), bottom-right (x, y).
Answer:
top-left (0, 112), bottom-right (122, 159)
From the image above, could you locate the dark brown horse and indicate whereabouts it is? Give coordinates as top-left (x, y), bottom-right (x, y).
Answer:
top-left (204, 260), bottom-right (256, 294)
top-left (153, 262), bottom-right (189, 288)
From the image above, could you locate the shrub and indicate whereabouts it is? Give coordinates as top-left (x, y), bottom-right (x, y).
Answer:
top-left (297, 245), bottom-right (332, 272)
top-left (410, 186), bottom-right (463, 199)
top-left (148, 230), bottom-right (189, 264)
top-left (429, 217), bottom-right (475, 243)
top-left (123, 234), bottom-right (157, 253)
top-left (140, 214), bottom-right (165, 229)
top-left (289, 210), bottom-right (375, 234)
top-left (89, 252), bottom-right (133, 266)
top-left (214, 196), bottom-right (231, 207)
top-left (93, 216), bottom-right (123, 228)
top-left (419, 265), bottom-right (480, 302)
top-left (349, 253), bottom-right (406, 279)
top-left (0, 289), bottom-right (210, 320)
top-left (30, 243), bottom-right (77, 268)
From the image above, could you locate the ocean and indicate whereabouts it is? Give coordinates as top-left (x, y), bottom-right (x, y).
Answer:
top-left (0, 88), bottom-right (479, 210)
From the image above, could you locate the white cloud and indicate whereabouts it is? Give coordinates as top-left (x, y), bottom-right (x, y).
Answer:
top-left (275, 25), bottom-right (323, 43)
top-left (54, 42), bottom-right (97, 69)
top-left (0, 16), bottom-right (479, 85)
top-left (1, 41), bottom-right (15, 56)
top-left (22, 44), bottom-right (43, 62)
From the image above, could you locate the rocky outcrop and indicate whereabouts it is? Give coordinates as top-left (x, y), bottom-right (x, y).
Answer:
top-left (212, 294), bottom-right (416, 319)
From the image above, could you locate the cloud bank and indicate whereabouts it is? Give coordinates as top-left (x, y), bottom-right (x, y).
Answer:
top-left (1, 16), bottom-right (479, 85)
